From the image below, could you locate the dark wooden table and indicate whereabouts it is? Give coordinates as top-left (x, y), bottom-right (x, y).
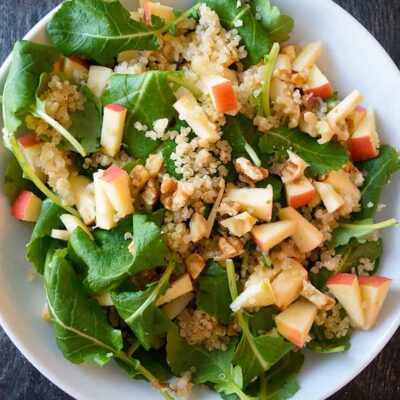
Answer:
top-left (0, 0), bottom-right (399, 399)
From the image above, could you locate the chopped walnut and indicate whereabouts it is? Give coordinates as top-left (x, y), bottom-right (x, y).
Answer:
top-left (301, 281), bottom-right (336, 311)
top-left (141, 178), bottom-right (159, 209)
top-left (274, 69), bottom-right (308, 87)
top-left (280, 150), bottom-right (309, 183)
top-left (130, 165), bottom-right (150, 194)
top-left (316, 119), bottom-right (335, 144)
top-left (300, 111), bottom-right (318, 137)
top-left (145, 154), bottom-right (164, 178)
top-left (234, 157), bottom-right (269, 183)
top-left (215, 236), bottom-right (245, 260)
top-left (161, 177), bottom-right (194, 211)
top-left (218, 199), bottom-right (241, 217)
top-left (220, 212), bottom-right (257, 237)
top-left (189, 212), bottom-right (208, 242)
top-left (186, 253), bottom-right (206, 279)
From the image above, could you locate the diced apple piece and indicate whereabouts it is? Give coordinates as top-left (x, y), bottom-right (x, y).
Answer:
top-left (230, 276), bottom-right (276, 312)
top-left (162, 292), bottom-right (194, 320)
top-left (275, 298), bottom-right (318, 347)
top-left (313, 181), bottom-right (344, 213)
top-left (87, 66), bottom-right (113, 98)
top-left (60, 214), bottom-right (93, 239)
top-left (99, 165), bottom-right (134, 218)
top-left (101, 103), bottom-right (128, 157)
top-left (278, 207), bottom-right (324, 253)
top-left (51, 229), bottom-right (70, 242)
top-left (271, 261), bottom-right (308, 309)
top-left (326, 273), bottom-right (364, 328)
top-left (174, 93), bottom-right (220, 145)
top-left (63, 56), bottom-right (89, 79)
top-left (274, 54), bottom-right (292, 72)
top-left (185, 253), bottom-right (206, 280)
top-left (96, 292), bottom-right (114, 307)
top-left (285, 177), bottom-right (315, 209)
top-left (327, 90), bottom-right (363, 126)
top-left (303, 64), bottom-right (333, 99)
top-left (301, 280), bottom-right (335, 310)
top-left (350, 108), bottom-right (380, 161)
top-left (93, 171), bottom-right (117, 230)
top-left (251, 220), bottom-right (297, 252)
top-left (202, 75), bottom-right (238, 114)
top-left (323, 169), bottom-right (361, 204)
top-left (17, 134), bottom-right (46, 181)
top-left (117, 50), bottom-right (141, 63)
top-left (359, 276), bottom-right (392, 330)
top-left (190, 212), bottom-right (209, 242)
top-left (292, 42), bottom-right (323, 72)
top-left (225, 186), bottom-right (273, 221)
top-left (11, 191), bottom-right (42, 222)
top-left (156, 274), bottom-right (193, 306)
top-left (143, 1), bottom-right (175, 25)
top-left (348, 105), bottom-right (367, 133)
top-left (220, 212), bottom-right (257, 237)
top-left (270, 78), bottom-right (289, 102)
top-left (70, 175), bottom-right (96, 225)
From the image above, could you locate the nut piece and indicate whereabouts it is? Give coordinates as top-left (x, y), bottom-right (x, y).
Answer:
top-left (220, 212), bottom-right (257, 237)
top-left (234, 157), bottom-right (269, 183)
top-left (141, 178), bottom-right (159, 209)
top-left (218, 199), bottom-right (241, 217)
top-left (215, 236), bottom-right (245, 260)
top-left (145, 154), bottom-right (164, 178)
top-left (130, 165), bottom-right (150, 194)
top-left (161, 177), bottom-right (194, 211)
top-left (301, 280), bottom-right (336, 311)
top-left (280, 150), bottom-right (309, 183)
top-left (300, 111), bottom-right (318, 137)
top-left (186, 253), bottom-right (206, 279)
top-left (190, 212), bottom-right (208, 242)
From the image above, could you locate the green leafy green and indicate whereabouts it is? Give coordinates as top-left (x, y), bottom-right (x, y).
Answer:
top-left (167, 329), bottom-right (250, 399)
top-left (103, 72), bottom-right (177, 158)
top-left (259, 126), bottom-right (349, 176)
top-left (248, 307), bottom-right (277, 336)
top-left (44, 249), bottom-right (123, 366)
top-left (133, 347), bottom-right (173, 382)
top-left (3, 154), bottom-right (37, 204)
top-left (27, 199), bottom-right (64, 274)
top-left (328, 218), bottom-right (397, 248)
top-left (204, 0), bottom-right (272, 66)
top-left (250, 0), bottom-right (294, 43)
top-left (308, 322), bottom-right (351, 353)
top-left (162, 139), bottom-right (183, 180)
top-left (310, 268), bottom-right (334, 291)
top-left (111, 259), bottom-right (175, 350)
top-left (355, 145), bottom-right (400, 219)
top-left (197, 262), bottom-right (233, 324)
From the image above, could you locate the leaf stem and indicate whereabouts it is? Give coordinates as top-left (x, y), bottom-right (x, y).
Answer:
top-left (259, 374), bottom-right (268, 400)
top-left (158, 4), bottom-right (201, 36)
top-left (226, 383), bottom-right (253, 400)
top-left (33, 109), bottom-right (87, 157)
top-left (167, 74), bottom-right (202, 98)
top-left (7, 133), bottom-right (80, 217)
top-left (127, 341), bottom-right (141, 357)
top-left (261, 43), bottom-right (280, 117)
top-left (261, 251), bottom-right (272, 267)
top-left (339, 218), bottom-right (398, 230)
top-left (226, 259), bottom-right (238, 300)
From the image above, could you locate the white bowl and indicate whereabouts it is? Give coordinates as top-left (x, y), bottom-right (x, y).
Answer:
top-left (0, 1), bottom-right (399, 399)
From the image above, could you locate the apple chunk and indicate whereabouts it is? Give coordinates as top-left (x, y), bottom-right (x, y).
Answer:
top-left (87, 65), bottom-right (113, 98)
top-left (220, 212), bottom-right (257, 237)
top-left (348, 105), bottom-right (366, 133)
top-left (162, 292), bottom-right (194, 320)
top-left (251, 220), bottom-right (297, 252)
top-left (51, 229), bottom-right (70, 242)
top-left (278, 207), bottom-right (324, 253)
top-left (17, 134), bottom-right (46, 181)
top-left (143, 1), bottom-right (175, 25)
top-left (173, 93), bottom-right (220, 145)
top-left (275, 298), bottom-right (318, 347)
top-left (99, 165), bottom-right (134, 218)
top-left (326, 273), bottom-right (364, 328)
top-left (60, 214), bottom-right (93, 239)
top-left (225, 185), bottom-right (273, 221)
top-left (202, 75), bottom-right (238, 114)
top-left (63, 56), bottom-right (89, 79)
top-left (101, 103), bottom-right (128, 157)
top-left (285, 177), bottom-right (315, 209)
top-left (70, 175), bottom-right (96, 225)
top-left (322, 169), bottom-right (361, 205)
top-left (327, 90), bottom-right (363, 126)
top-left (358, 276), bottom-right (392, 330)
top-left (303, 64), bottom-right (333, 99)
top-left (301, 280), bottom-right (335, 311)
top-left (313, 181), bottom-right (344, 213)
top-left (11, 191), bottom-right (42, 222)
top-left (350, 108), bottom-right (380, 161)
top-left (292, 41), bottom-right (323, 72)
top-left (93, 171), bottom-right (117, 230)
top-left (156, 274), bottom-right (193, 306)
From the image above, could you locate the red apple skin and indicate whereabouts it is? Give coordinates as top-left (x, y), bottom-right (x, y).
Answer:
top-left (101, 165), bottom-right (126, 182)
top-left (327, 273), bottom-right (357, 286)
top-left (105, 103), bottom-right (127, 113)
top-left (17, 133), bottom-right (42, 148)
top-left (358, 276), bottom-right (392, 287)
top-left (54, 59), bottom-right (63, 73)
top-left (143, 2), bottom-right (152, 25)
top-left (250, 232), bottom-right (268, 252)
top-left (277, 323), bottom-right (303, 347)
top-left (211, 81), bottom-right (238, 113)
top-left (287, 188), bottom-right (315, 209)
top-left (354, 105), bottom-right (366, 113)
top-left (304, 82), bottom-right (333, 100)
top-left (350, 136), bottom-right (378, 161)
top-left (11, 191), bottom-right (41, 221)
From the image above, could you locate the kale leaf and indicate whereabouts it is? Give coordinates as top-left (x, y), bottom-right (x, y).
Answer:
top-left (111, 260), bottom-right (175, 350)
top-left (355, 145), bottom-right (400, 219)
top-left (103, 72), bottom-right (177, 158)
top-left (197, 262), bottom-right (233, 324)
top-left (47, 0), bottom-right (159, 65)
top-left (44, 249), bottom-right (123, 366)
top-left (27, 199), bottom-right (64, 274)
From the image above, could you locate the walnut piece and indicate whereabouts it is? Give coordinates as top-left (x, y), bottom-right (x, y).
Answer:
top-left (189, 212), bottom-right (208, 242)
top-left (141, 178), bottom-right (159, 209)
top-left (186, 253), bottom-right (206, 279)
top-left (218, 199), bottom-right (241, 217)
top-left (145, 154), bottom-right (164, 178)
top-left (215, 236), bottom-right (245, 260)
top-left (161, 177), bottom-right (194, 211)
top-left (234, 157), bottom-right (269, 183)
top-left (130, 165), bottom-right (150, 194)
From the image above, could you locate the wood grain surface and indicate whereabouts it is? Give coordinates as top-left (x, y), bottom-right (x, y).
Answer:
top-left (0, 0), bottom-right (399, 399)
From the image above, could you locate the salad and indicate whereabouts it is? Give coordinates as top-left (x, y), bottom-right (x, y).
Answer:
top-left (1, 0), bottom-right (400, 399)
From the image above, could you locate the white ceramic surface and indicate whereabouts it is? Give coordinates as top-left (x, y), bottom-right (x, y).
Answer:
top-left (0, 1), bottom-right (399, 399)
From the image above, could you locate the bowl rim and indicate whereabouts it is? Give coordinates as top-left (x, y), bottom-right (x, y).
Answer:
top-left (0, 1), bottom-right (399, 400)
